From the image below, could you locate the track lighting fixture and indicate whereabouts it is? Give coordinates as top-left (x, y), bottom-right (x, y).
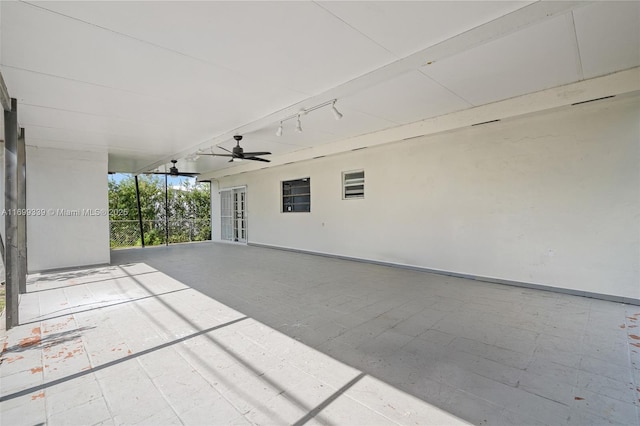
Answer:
top-left (331, 100), bottom-right (343, 120)
top-left (275, 98), bottom-right (344, 136)
top-left (296, 115), bottom-right (303, 133)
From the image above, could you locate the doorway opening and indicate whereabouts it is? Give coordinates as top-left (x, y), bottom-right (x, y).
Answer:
top-left (220, 187), bottom-right (246, 243)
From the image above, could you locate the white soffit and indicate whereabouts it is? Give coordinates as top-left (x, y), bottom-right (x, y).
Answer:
top-left (317, 1), bottom-right (534, 57)
top-left (342, 71), bottom-right (472, 124)
top-left (2, 68), bottom-right (220, 136)
top-left (421, 14), bottom-right (582, 106)
top-left (26, 1), bottom-right (396, 94)
top-left (1, 2), bottom-right (301, 113)
top-left (573, 1), bottom-right (640, 79)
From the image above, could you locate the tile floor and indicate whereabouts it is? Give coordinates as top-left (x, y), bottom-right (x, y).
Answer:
top-left (1, 242), bottom-right (639, 425)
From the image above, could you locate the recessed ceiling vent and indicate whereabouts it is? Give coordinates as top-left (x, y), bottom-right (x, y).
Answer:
top-left (571, 95), bottom-right (615, 106)
top-left (471, 119), bottom-right (501, 127)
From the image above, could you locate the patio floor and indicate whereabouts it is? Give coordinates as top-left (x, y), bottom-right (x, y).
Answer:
top-left (1, 242), bottom-right (639, 425)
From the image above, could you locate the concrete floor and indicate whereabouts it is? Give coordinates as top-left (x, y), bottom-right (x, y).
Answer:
top-left (1, 242), bottom-right (639, 425)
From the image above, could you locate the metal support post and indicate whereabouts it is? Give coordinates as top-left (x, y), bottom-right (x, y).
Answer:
top-left (17, 127), bottom-right (27, 293)
top-left (134, 175), bottom-right (145, 248)
top-left (165, 174), bottom-right (169, 246)
top-left (4, 98), bottom-right (19, 329)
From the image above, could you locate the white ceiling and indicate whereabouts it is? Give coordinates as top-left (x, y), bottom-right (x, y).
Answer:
top-left (1, 1), bottom-right (638, 176)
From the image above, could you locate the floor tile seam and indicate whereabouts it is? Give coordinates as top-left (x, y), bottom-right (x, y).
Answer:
top-left (137, 355), bottom-right (192, 424)
top-left (569, 384), bottom-right (640, 410)
top-left (452, 344), bottom-right (532, 372)
top-left (235, 325), bottom-right (301, 359)
top-left (169, 336), bottom-right (247, 398)
top-left (464, 383), bottom-right (571, 424)
top-left (26, 271), bottom-right (157, 294)
top-left (351, 332), bottom-right (416, 357)
top-left (468, 361), bottom-right (573, 408)
top-left (352, 296), bottom-right (405, 319)
top-left (37, 315), bottom-right (51, 420)
top-left (516, 377), bottom-right (579, 407)
top-left (569, 382), bottom-right (640, 408)
top-left (448, 333), bottom-right (535, 360)
top-left (528, 333), bottom-right (583, 357)
top-left (163, 324), bottom-right (305, 415)
top-left (72, 313), bottom-right (115, 425)
top-left (330, 390), bottom-right (412, 426)
top-left (568, 391), bottom-right (639, 425)
top-left (449, 359), bottom-right (522, 389)
top-left (442, 387), bottom-right (507, 418)
top-left (577, 351), bottom-right (636, 373)
top-left (520, 364), bottom-right (579, 390)
top-left (45, 389), bottom-right (106, 418)
top-left (322, 317), bottom-right (381, 344)
top-left (565, 405), bottom-right (628, 426)
top-left (125, 291), bottom-right (185, 344)
top-left (244, 371), bottom-right (348, 423)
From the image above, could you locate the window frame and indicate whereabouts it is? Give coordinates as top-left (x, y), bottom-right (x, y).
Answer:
top-left (342, 170), bottom-right (365, 200)
top-left (281, 177), bottom-right (311, 213)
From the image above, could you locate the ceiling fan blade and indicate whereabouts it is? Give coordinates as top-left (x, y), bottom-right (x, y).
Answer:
top-left (216, 145), bottom-right (233, 154)
top-left (198, 153), bottom-right (234, 157)
top-left (245, 157), bottom-right (271, 163)
top-left (242, 151), bottom-right (271, 156)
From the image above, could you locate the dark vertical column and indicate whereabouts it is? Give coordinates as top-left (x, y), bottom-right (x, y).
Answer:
top-left (165, 174), bottom-right (169, 246)
top-left (209, 181), bottom-right (213, 241)
top-left (4, 98), bottom-right (19, 329)
top-left (134, 175), bottom-right (145, 248)
top-left (17, 127), bottom-right (27, 293)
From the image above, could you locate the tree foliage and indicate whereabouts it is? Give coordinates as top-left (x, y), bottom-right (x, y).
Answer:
top-left (108, 174), bottom-right (211, 247)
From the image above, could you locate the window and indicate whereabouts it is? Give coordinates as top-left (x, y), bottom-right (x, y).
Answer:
top-left (282, 178), bottom-right (310, 212)
top-left (343, 170), bottom-right (364, 199)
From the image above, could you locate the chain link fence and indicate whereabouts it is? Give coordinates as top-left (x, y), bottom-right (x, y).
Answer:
top-left (110, 219), bottom-right (211, 248)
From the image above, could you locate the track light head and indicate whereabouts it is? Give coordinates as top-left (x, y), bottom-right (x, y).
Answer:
top-left (332, 100), bottom-right (343, 120)
top-left (276, 122), bottom-right (283, 137)
top-left (296, 115), bottom-right (303, 133)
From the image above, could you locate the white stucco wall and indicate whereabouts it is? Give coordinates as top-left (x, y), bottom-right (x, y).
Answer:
top-left (26, 147), bottom-right (110, 271)
top-left (214, 95), bottom-right (640, 300)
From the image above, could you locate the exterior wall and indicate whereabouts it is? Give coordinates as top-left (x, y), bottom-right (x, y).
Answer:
top-left (214, 95), bottom-right (640, 300)
top-left (210, 179), bottom-right (221, 241)
top-left (26, 147), bottom-right (110, 271)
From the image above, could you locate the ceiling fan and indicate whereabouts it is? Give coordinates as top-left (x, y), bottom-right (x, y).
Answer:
top-left (199, 135), bottom-right (271, 163)
top-left (151, 160), bottom-right (200, 177)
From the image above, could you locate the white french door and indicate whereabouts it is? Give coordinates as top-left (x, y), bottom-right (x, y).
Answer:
top-left (220, 187), bottom-right (246, 243)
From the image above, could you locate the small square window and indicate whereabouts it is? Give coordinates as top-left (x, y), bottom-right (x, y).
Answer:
top-left (282, 178), bottom-right (310, 212)
top-left (343, 170), bottom-right (364, 199)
